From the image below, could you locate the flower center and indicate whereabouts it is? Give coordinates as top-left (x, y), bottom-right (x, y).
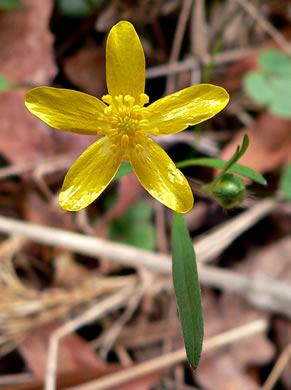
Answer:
top-left (99, 93), bottom-right (152, 157)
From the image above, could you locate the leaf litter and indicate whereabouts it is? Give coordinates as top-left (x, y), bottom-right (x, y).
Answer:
top-left (0, 0), bottom-right (291, 389)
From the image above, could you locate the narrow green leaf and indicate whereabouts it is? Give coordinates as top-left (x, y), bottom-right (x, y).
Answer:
top-left (176, 158), bottom-right (267, 185)
top-left (279, 163), bottom-right (291, 201)
top-left (202, 40), bottom-right (222, 83)
top-left (172, 212), bottom-right (203, 369)
top-left (113, 161), bottom-right (133, 182)
top-left (224, 133), bottom-right (249, 170)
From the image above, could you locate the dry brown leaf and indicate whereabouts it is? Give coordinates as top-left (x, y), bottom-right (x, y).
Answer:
top-left (0, 88), bottom-right (94, 164)
top-left (63, 47), bottom-right (107, 97)
top-left (196, 291), bottom-right (274, 390)
top-left (0, 0), bottom-right (56, 85)
top-left (24, 192), bottom-right (75, 231)
top-left (273, 317), bottom-right (291, 389)
top-left (96, 0), bottom-right (163, 32)
top-left (237, 235), bottom-right (291, 281)
top-left (0, 90), bottom-right (55, 163)
top-left (215, 27), bottom-right (291, 91)
top-left (218, 112), bottom-right (291, 175)
top-left (19, 322), bottom-right (105, 380)
top-left (0, 0), bottom-right (57, 164)
top-left (95, 173), bottom-right (143, 236)
top-left (17, 322), bottom-right (163, 390)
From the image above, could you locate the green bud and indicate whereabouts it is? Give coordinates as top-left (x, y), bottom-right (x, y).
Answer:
top-left (213, 173), bottom-right (246, 209)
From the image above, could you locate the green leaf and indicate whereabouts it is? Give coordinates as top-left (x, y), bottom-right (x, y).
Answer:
top-left (57, 0), bottom-right (103, 17)
top-left (279, 163), bottom-right (291, 201)
top-left (176, 158), bottom-right (267, 185)
top-left (126, 198), bottom-right (152, 220)
top-left (259, 50), bottom-right (291, 78)
top-left (218, 134), bottom-right (249, 177)
top-left (269, 79), bottom-right (291, 118)
top-left (0, 0), bottom-right (23, 9)
top-left (244, 72), bottom-right (273, 104)
top-left (109, 199), bottom-right (155, 250)
top-left (244, 50), bottom-right (291, 119)
top-left (201, 134), bottom-right (250, 194)
top-left (172, 212), bottom-right (203, 369)
top-left (113, 161), bottom-right (133, 182)
top-left (0, 75), bottom-right (12, 90)
top-left (126, 222), bottom-right (155, 250)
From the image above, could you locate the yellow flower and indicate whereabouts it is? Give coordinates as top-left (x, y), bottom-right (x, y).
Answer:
top-left (25, 21), bottom-right (229, 213)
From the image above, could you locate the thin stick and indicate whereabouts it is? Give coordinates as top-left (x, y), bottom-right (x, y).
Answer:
top-left (191, 0), bottom-right (208, 60)
top-left (0, 153), bottom-right (75, 180)
top-left (235, 0), bottom-right (291, 55)
top-left (261, 343), bottom-right (291, 390)
top-left (165, 0), bottom-right (193, 95)
top-left (146, 47), bottom-right (253, 79)
top-left (0, 199), bottom-right (276, 273)
top-left (0, 373), bottom-right (34, 386)
top-left (45, 283), bottom-right (137, 390)
top-left (194, 198), bottom-right (276, 263)
top-left (66, 318), bottom-right (267, 390)
top-left (1, 200), bottom-right (291, 318)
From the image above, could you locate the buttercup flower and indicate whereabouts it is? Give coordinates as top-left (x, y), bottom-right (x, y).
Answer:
top-left (25, 21), bottom-right (229, 213)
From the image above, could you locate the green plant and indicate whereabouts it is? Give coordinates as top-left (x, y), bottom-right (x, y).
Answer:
top-left (56, 0), bottom-right (104, 18)
top-left (244, 49), bottom-right (291, 118)
top-left (0, 0), bottom-right (23, 10)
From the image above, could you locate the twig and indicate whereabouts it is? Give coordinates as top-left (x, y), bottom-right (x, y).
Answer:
top-left (165, 0), bottom-right (193, 94)
top-left (154, 202), bottom-right (168, 253)
top-left (0, 373), bottom-right (34, 386)
top-left (191, 0), bottom-right (208, 60)
top-left (45, 282), bottom-right (138, 390)
top-left (261, 343), bottom-right (291, 390)
top-left (146, 47), bottom-right (254, 79)
top-left (194, 198), bottom-right (276, 263)
top-left (235, 0), bottom-right (291, 55)
top-left (1, 200), bottom-right (291, 318)
top-left (0, 199), bottom-right (276, 273)
top-left (66, 318), bottom-right (268, 390)
top-left (0, 153), bottom-right (76, 180)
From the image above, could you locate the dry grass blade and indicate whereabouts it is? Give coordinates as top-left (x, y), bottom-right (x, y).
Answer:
top-left (65, 319), bottom-right (268, 390)
top-left (165, 0), bottom-right (193, 95)
top-left (1, 199), bottom-right (291, 320)
top-left (235, 0), bottom-right (291, 55)
top-left (45, 282), bottom-right (139, 390)
top-left (262, 343), bottom-right (291, 390)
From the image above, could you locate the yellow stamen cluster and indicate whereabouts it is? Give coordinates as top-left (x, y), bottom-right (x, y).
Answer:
top-left (98, 93), bottom-right (157, 157)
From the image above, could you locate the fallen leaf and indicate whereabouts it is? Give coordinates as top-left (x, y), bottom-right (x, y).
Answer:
top-left (63, 46), bottom-right (107, 97)
top-left (95, 173), bottom-right (143, 237)
top-left (273, 317), bottom-right (291, 389)
top-left (17, 322), bottom-right (163, 390)
top-left (0, 90), bottom-right (55, 163)
top-left (218, 112), bottom-right (291, 176)
top-left (19, 322), bottom-right (105, 379)
top-left (196, 291), bottom-right (274, 390)
top-left (0, 0), bottom-right (56, 85)
top-left (24, 191), bottom-right (75, 230)
top-left (215, 27), bottom-right (291, 91)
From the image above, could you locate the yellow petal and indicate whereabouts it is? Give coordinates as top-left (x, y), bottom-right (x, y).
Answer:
top-left (129, 140), bottom-right (193, 213)
top-left (106, 21), bottom-right (145, 100)
top-left (25, 87), bottom-right (106, 135)
top-left (60, 137), bottom-right (122, 211)
top-left (146, 84), bottom-right (229, 135)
